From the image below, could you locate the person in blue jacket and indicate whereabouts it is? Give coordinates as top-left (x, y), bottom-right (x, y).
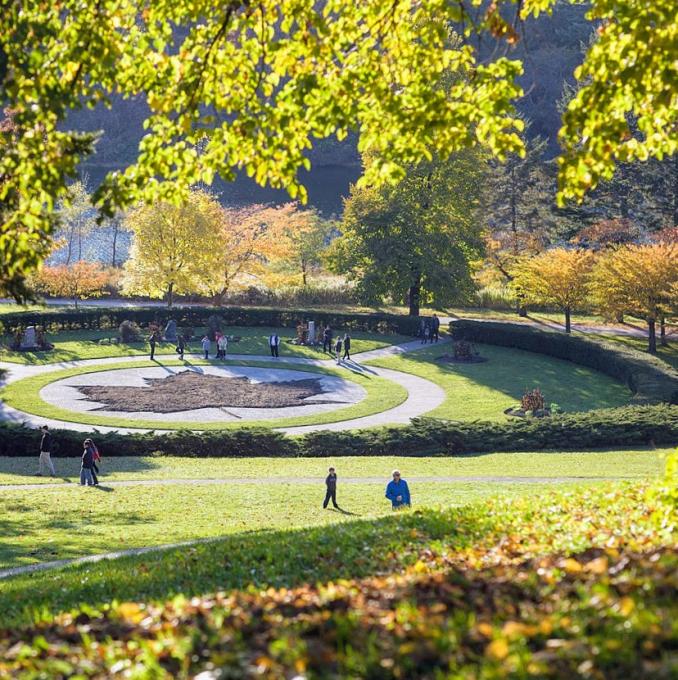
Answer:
top-left (385, 470), bottom-right (410, 509)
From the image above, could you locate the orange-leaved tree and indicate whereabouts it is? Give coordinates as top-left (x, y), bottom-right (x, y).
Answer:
top-left (510, 248), bottom-right (594, 333)
top-left (590, 243), bottom-right (678, 353)
top-left (33, 261), bottom-right (110, 308)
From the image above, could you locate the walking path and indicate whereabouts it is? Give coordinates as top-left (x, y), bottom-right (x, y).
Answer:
top-left (0, 339), bottom-right (450, 434)
top-left (0, 473), bottom-right (631, 491)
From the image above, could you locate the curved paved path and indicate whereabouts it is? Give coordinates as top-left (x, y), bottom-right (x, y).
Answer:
top-left (0, 339), bottom-right (450, 435)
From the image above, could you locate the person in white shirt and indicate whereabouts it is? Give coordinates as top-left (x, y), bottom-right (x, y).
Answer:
top-left (269, 333), bottom-right (280, 358)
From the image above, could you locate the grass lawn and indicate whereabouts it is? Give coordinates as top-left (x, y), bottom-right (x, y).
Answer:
top-left (0, 358), bottom-right (407, 430)
top-left (594, 331), bottom-right (678, 369)
top-left (0, 476), bottom-right (673, 678)
top-left (0, 447), bottom-right (668, 485)
top-left (366, 342), bottom-right (632, 419)
top-left (0, 326), bottom-right (410, 365)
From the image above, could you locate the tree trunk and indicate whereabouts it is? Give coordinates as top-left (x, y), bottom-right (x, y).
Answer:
top-left (111, 221), bottom-right (119, 268)
top-left (647, 318), bottom-right (657, 354)
top-left (564, 307), bottom-right (571, 333)
top-left (301, 260), bottom-right (307, 286)
top-left (408, 280), bottom-right (421, 317)
top-left (660, 316), bottom-right (667, 346)
top-left (78, 229), bottom-right (83, 260)
top-left (167, 282), bottom-right (174, 309)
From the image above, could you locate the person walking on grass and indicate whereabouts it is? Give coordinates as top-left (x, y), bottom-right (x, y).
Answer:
top-left (37, 425), bottom-right (56, 477)
top-left (176, 334), bottom-right (186, 360)
top-left (84, 438), bottom-right (101, 486)
top-left (323, 466), bottom-right (339, 509)
top-left (269, 333), bottom-right (280, 358)
top-left (201, 335), bottom-right (211, 360)
top-left (80, 439), bottom-right (96, 486)
top-left (385, 470), bottom-right (411, 509)
top-left (322, 325), bottom-right (333, 353)
top-left (149, 331), bottom-right (157, 360)
top-left (342, 333), bottom-right (352, 361)
top-left (334, 335), bottom-right (343, 364)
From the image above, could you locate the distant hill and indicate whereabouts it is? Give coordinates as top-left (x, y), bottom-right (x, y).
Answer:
top-left (67, 2), bottom-right (592, 215)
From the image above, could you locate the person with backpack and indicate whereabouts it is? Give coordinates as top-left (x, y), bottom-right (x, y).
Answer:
top-left (334, 335), bottom-right (343, 364)
top-left (80, 439), bottom-right (96, 487)
top-left (269, 333), bottom-right (280, 358)
top-left (37, 425), bottom-right (56, 477)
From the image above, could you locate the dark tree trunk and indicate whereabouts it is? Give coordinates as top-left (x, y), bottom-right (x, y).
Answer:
top-left (111, 221), bottom-right (119, 268)
top-left (167, 282), bottom-right (174, 309)
top-left (408, 278), bottom-right (421, 317)
top-left (301, 260), bottom-right (307, 286)
top-left (647, 318), bottom-right (657, 354)
top-left (660, 316), bottom-right (667, 346)
top-left (564, 306), bottom-right (571, 333)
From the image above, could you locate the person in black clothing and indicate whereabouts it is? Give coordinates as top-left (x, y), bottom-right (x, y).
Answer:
top-left (431, 314), bottom-right (440, 342)
top-left (322, 325), bottom-right (333, 353)
top-left (176, 334), bottom-right (186, 360)
top-left (149, 331), bottom-right (157, 360)
top-left (323, 467), bottom-right (339, 509)
top-left (80, 440), bottom-right (95, 486)
top-left (269, 333), bottom-right (280, 358)
top-left (342, 333), bottom-right (351, 360)
top-left (38, 425), bottom-right (56, 477)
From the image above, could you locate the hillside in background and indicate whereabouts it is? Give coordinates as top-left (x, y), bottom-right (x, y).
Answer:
top-left (67, 2), bottom-right (592, 215)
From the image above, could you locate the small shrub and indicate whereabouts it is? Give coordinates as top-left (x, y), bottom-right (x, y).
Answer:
top-left (521, 387), bottom-right (545, 412)
top-left (118, 320), bottom-right (142, 344)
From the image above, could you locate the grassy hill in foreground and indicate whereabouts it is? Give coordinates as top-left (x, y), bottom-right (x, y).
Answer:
top-left (0, 458), bottom-right (675, 679)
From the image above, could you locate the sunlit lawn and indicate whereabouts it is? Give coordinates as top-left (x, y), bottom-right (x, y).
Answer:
top-left (0, 326), bottom-right (410, 364)
top-left (366, 342), bottom-right (632, 419)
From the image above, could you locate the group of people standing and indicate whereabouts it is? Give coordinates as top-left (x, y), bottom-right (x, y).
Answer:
top-left (420, 314), bottom-right (441, 344)
top-left (37, 425), bottom-right (101, 486)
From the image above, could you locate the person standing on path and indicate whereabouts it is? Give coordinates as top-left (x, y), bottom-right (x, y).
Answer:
top-left (342, 333), bottom-right (351, 361)
top-left (322, 325), bottom-right (333, 353)
top-left (176, 334), bottom-right (186, 360)
top-left (80, 439), bottom-right (95, 486)
top-left (149, 331), bottom-right (157, 360)
top-left (217, 333), bottom-right (228, 360)
top-left (385, 470), bottom-right (411, 509)
top-left (323, 467), bottom-right (339, 509)
top-left (334, 336), bottom-right (343, 364)
top-left (269, 333), bottom-right (280, 358)
top-left (37, 425), bottom-right (56, 477)
top-left (431, 314), bottom-right (440, 342)
top-left (201, 335), bottom-right (211, 360)
top-left (87, 438), bottom-right (101, 486)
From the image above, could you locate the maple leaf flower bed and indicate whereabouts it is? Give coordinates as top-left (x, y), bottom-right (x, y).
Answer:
top-left (0, 360), bottom-right (407, 430)
top-left (0, 479), bottom-right (675, 678)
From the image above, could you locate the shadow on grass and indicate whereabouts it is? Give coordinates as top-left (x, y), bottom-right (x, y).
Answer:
top-left (0, 504), bottom-right (496, 627)
top-left (0, 456), bottom-right (160, 482)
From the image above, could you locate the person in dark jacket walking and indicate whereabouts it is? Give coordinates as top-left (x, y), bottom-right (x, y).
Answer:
top-left (323, 467), bottom-right (339, 508)
top-left (342, 333), bottom-right (351, 360)
top-left (80, 440), bottom-right (95, 486)
top-left (431, 314), bottom-right (440, 342)
top-left (176, 334), bottom-right (186, 360)
top-left (149, 331), bottom-right (157, 360)
top-left (322, 325), bottom-right (333, 353)
top-left (37, 425), bottom-right (56, 477)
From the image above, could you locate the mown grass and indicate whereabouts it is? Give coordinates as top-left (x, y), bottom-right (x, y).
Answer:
top-left (0, 326), bottom-right (409, 365)
top-left (366, 342), bottom-right (632, 420)
top-left (0, 359), bottom-right (407, 430)
top-left (0, 447), bottom-right (668, 485)
top-left (0, 475), bottom-right (674, 679)
top-left (0, 480), bottom-right (557, 571)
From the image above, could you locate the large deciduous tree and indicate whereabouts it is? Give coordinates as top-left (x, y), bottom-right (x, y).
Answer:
top-left (0, 0), bottom-right (675, 298)
top-left (590, 243), bottom-right (678, 353)
top-left (329, 151), bottom-right (485, 316)
top-left (510, 248), bottom-right (594, 332)
top-left (122, 190), bottom-right (223, 307)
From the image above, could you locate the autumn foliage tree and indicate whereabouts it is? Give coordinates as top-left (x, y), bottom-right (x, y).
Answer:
top-left (33, 261), bottom-right (109, 308)
top-left (122, 190), bottom-right (223, 307)
top-left (511, 248), bottom-right (594, 332)
top-left (590, 243), bottom-right (678, 353)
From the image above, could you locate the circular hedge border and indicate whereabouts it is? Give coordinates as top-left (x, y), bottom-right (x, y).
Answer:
top-left (0, 359), bottom-right (408, 431)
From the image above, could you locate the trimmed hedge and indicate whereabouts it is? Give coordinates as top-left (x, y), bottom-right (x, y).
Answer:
top-left (1, 404), bottom-right (675, 457)
top-left (0, 305), bottom-right (421, 336)
top-left (450, 319), bottom-right (678, 404)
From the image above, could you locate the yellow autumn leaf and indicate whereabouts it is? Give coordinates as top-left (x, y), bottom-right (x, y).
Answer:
top-left (485, 638), bottom-right (510, 661)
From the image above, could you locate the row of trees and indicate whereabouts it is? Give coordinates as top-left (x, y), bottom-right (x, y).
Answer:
top-left (511, 244), bottom-right (677, 353)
